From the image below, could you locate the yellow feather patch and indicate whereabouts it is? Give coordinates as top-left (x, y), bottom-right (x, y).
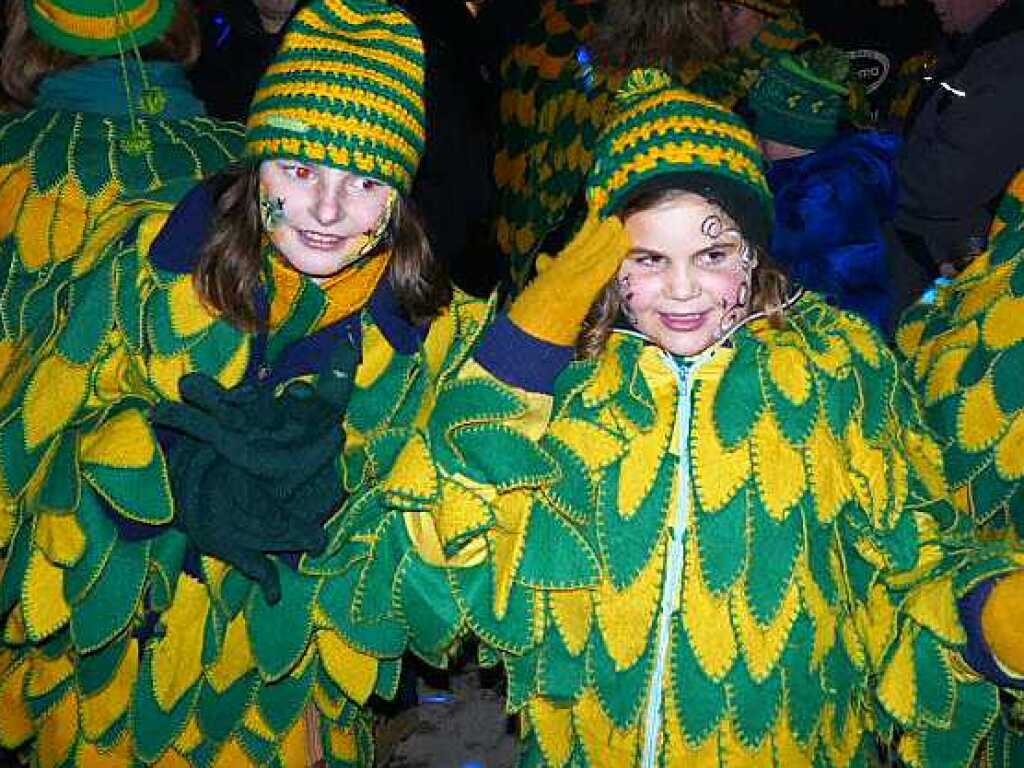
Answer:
top-left (797, 555), bottom-right (837, 667)
top-left (732, 575), bottom-right (801, 683)
top-left (383, 433), bottom-right (438, 502)
top-left (147, 352), bottom-right (193, 401)
top-left (959, 266), bottom-right (1011, 320)
top-left (925, 347), bottom-right (970, 405)
top-left (843, 324), bottom-right (883, 368)
top-left (212, 738), bottom-right (258, 768)
top-left (15, 188), bottom-right (60, 272)
top-left (92, 345), bottom-right (141, 406)
top-left (25, 652), bottom-right (73, 699)
top-left (618, 366), bottom-right (675, 519)
top-left (167, 275), bottom-right (217, 339)
top-left (683, 538), bottom-right (738, 680)
top-left (173, 715), bottom-right (202, 753)
top-left (82, 638), bottom-right (138, 741)
top-left (52, 176), bottom-right (88, 264)
top-left (895, 320), bottom-right (926, 360)
top-left (23, 355), bottom-right (89, 449)
top-left (805, 418), bottom-right (850, 525)
top-left (768, 345), bottom-right (812, 405)
top-left (317, 630), bottom-right (378, 704)
top-left (153, 748), bottom-right (192, 768)
top-left (0, 338), bottom-right (33, 414)
top-left (981, 571), bottom-right (1024, 679)
top-left (206, 611), bottom-right (254, 694)
top-left (23, 548), bottom-right (71, 641)
top-left (327, 722), bottom-right (361, 761)
top-left (692, 373), bottom-right (750, 513)
top-left (4, 604), bottom-right (26, 646)
top-left (152, 575), bottom-right (209, 712)
top-left (314, 680), bottom-right (344, 721)
top-left (822, 700), bottom-right (866, 768)
top-left (751, 410), bottom-right (806, 521)
top-left (280, 708), bottom-right (312, 766)
top-left (877, 628), bottom-right (918, 726)
top-left (243, 705), bottom-right (276, 741)
top-left (774, 701), bottom-right (815, 765)
top-left (957, 378), bottom-right (1006, 452)
top-left (35, 511), bottom-right (85, 566)
top-left (218, 338), bottom-right (251, 390)
top-left (854, 584), bottom-right (897, 669)
top-left (905, 576), bottom-right (967, 645)
top-left (36, 687), bottom-right (78, 768)
top-left (422, 309), bottom-right (456, 377)
top-left (436, 478), bottom-right (492, 549)
top-left (583, 337), bottom-right (623, 406)
top-left (982, 295), bottom-right (1024, 350)
top-left (572, 688), bottom-right (639, 765)
top-left (547, 419), bottom-right (625, 472)
top-left (720, 711), bottom-right (777, 759)
top-left (0, 499), bottom-right (14, 552)
top-left (74, 197), bottom-right (151, 277)
top-left (595, 540), bottom-right (663, 671)
top-left (548, 589), bottom-right (592, 657)
top-left (79, 407), bottom-right (155, 469)
top-left (806, 334), bottom-right (851, 378)
top-left (529, 697), bottom-right (574, 768)
top-left (77, 733), bottom-right (133, 768)
top-left (0, 657), bottom-right (34, 748)
top-left (354, 325), bottom-right (393, 389)
top-left (995, 412), bottom-right (1024, 480)
top-left (490, 492), bottom-right (532, 619)
top-left (846, 420), bottom-right (889, 524)
top-left (0, 165), bottom-right (32, 242)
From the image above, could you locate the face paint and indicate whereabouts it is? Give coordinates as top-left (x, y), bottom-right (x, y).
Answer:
top-left (343, 187), bottom-right (397, 261)
top-left (259, 184), bottom-right (287, 232)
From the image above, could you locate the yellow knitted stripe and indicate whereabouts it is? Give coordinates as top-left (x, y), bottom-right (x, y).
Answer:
top-left (608, 113), bottom-right (760, 156)
top-left (254, 82), bottom-right (421, 133)
top-left (280, 32), bottom-right (423, 82)
top-left (304, 3), bottom-right (422, 53)
top-left (248, 136), bottom-right (413, 188)
top-left (260, 59), bottom-right (422, 111)
top-left (596, 141), bottom-right (767, 205)
top-left (32, 0), bottom-right (158, 40)
top-left (248, 108), bottom-right (419, 165)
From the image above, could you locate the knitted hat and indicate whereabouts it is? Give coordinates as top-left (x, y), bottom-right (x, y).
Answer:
top-left (25, 0), bottom-right (177, 56)
top-left (246, 0), bottom-right (426, 195)
top-left (749, 49), bottom-right (850, 150)
top-left (587, 70), bottom-right (774, 249)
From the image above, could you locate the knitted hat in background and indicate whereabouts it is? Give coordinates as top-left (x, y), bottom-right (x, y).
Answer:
top-left (749, 48), bottom-right (850, 150)
top-left (26, 0), bottom-right (177, 56)
top-left (246, 0), bottom-right (426, 195)
top-left (586, 69), bottom-right (774, 249)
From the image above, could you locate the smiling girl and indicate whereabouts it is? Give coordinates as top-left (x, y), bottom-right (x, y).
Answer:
top-left (362, 71), bottom-right (1024, 767)
top-left (0, 0), bottom-right (496, 764)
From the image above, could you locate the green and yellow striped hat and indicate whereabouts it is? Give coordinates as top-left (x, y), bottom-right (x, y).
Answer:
top-left (587, 70), bottom-right (773, 247)
top-left (26, 0), bottom-right (177, 56)
top-left (246, 0), bottom-right (426, 195)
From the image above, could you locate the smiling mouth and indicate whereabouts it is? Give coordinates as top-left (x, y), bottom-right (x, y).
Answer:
top-left (659, 311), bottom-right (709, 331)
top-left (298, 230), bottom-right (347, 250)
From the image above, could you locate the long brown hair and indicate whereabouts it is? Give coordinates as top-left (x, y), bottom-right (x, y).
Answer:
top-left (588, 0), bottom-right (725, 69)
top-left (577, 187), bottom-right (788, 360)
top-left (193, 162), bottom-right (451, 332)
top-left (1, 0), bottom-right (200, 110)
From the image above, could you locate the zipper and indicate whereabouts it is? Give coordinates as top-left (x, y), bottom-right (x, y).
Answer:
top-left (639, 349), bottom-right (712, 767)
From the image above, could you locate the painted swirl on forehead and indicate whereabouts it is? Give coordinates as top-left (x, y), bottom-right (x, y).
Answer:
top-left (701, 213), bottom-right (724, 239)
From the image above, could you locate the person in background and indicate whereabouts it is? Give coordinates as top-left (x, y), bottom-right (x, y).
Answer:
top-left (494, 0), bottom-right (725, 293)
top-left (892, 0), bottom-right (1024, 309)
top-left (0, 0), bottom-right (244, 353)
top-left (748, 46), bottom-right (901, 332)
top-left (188, 0), bottom-right (304, 121)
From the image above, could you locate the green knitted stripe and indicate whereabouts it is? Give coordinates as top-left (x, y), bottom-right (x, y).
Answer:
top-left (26, 0), bottom-right (177, 57)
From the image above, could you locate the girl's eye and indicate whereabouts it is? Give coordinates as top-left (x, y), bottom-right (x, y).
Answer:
top-left (696, 248), bottom-right (733, 268)
top-left (282, 163), bottom-right (315, 180)
top-left (631, 252), bottom-right (665, 267)
top-left (348, 177), bottom-right (381, 194)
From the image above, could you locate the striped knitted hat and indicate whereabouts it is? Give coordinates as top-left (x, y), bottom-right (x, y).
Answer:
top-left (26, 0), bottom-right (177, 56)
top-left (587, 69), bottom-right (773, 248)
top-left (246, 0), bottom-right (426, 195)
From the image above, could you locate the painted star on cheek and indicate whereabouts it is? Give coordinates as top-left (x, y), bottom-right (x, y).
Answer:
top-left (260, 191), bottom-right (287, 232)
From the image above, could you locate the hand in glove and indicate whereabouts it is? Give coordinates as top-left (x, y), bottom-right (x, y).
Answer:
top-left (507, 210), bottom-right (631, 346)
